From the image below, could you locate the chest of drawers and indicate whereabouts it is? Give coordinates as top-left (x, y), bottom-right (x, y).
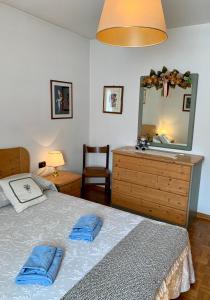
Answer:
top-left (112, 147), bottom-right (203, 227)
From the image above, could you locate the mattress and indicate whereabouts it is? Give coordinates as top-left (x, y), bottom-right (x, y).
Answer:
top-left (0, 191), bottom-right (194, 300)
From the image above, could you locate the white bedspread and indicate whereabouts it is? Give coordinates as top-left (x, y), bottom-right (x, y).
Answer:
top-left (0, 191), bottom-right (194, 300)
top-left (0, 191), bottom-right (142, 300)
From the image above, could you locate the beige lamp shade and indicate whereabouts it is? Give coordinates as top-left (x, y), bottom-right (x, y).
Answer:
top-left (97, 0), bottom-right (168, 47)
top-left (46, 151), bottom-right (65, 167)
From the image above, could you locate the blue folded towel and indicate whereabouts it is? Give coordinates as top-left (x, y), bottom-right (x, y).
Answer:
top-left (73, 214), bottom-right (102, 232)
top-left (15, 245), bottom-right (64, 286)
top-left (70, 214), bottom-right (103, 242)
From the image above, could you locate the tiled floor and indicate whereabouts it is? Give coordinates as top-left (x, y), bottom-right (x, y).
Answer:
top-left (83, 187), bottom-right (210, 300)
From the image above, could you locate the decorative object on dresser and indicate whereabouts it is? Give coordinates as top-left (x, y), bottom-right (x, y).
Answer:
top-left (46, 151), bottom-right (65, 177)
top-left (82, 145), bottom-right (111, 203)
top-left (135, 137), bottom-right (150, 151)
top-left (112, 146), bottom-right (204, 227)
top-left (103, 86), bottom-right (124, 114)
top-left (43, 171), bottom-right (81, 197)
top-left (50, 80), bottom-right (73, 119)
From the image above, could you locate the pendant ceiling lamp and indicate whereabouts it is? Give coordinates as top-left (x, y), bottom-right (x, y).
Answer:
top-left (97, 0), bottom-right (167, 47)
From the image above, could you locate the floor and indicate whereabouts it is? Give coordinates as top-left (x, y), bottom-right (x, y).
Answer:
top-left (83, 187), bottom-right (210, 300)
top-left (178, 219), bottom-right (210, 300)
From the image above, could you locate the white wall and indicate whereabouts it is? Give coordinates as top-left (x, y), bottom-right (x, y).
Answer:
top-left (0, 4), bottom-right (90, 173)
top-left (90, 24), bottom-right (210, 214)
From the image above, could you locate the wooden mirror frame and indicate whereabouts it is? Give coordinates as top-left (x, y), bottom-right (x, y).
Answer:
top-left (137, 73), bottom-right (199, 151)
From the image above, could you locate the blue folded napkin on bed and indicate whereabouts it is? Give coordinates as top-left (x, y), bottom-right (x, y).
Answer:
top-left (15, 245), bottom-right (64, 286)
top-left (69, 214), bottom-right (103, 242)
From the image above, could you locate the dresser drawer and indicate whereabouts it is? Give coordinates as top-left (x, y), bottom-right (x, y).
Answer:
top-left (157, 176), bottom-right (189, 196)
top-left (140, 200), bottom-right (186, 226)
top-left (113, 167), bottom-right (189, 195)
top-left (112, 179), bottom-right (188, 211)
top-left (113, 167), bottom-right (158, 189)
top-left (113, 154), bottom-right (191, 181)
top-left (112, 192), bottom-right (186, 226)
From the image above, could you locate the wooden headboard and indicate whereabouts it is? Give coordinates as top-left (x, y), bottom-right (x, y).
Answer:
top-left (0, 147), bottom-right (30, 179)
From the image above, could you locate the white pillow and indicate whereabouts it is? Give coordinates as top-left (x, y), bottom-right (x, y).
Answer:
top-left (32, 174), bottom-right (57, 192)
top-left (0, 186), bottom-right (10, 208)
top-left (0, 174), bottom-right (47, 213)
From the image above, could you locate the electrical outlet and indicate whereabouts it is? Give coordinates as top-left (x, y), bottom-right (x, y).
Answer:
top-left (39, 161), bottom-right (46, 168)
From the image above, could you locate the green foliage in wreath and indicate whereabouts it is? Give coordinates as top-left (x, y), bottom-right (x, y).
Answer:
top-left (143, 66), bottom-right (192, 90)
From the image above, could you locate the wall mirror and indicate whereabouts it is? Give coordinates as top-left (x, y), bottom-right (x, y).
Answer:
top-left (138, 71), bottom-right (198, 151)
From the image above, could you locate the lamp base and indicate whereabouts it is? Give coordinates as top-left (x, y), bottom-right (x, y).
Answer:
top-left (53, 167), bottom-right (59, 177)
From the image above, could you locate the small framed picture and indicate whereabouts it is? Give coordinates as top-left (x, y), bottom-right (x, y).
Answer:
top-left (50, 80), bottom-right (73, 119)
top-left (103, 86), bottom-right (124, 114)
top-left (182, 94), bottom-right (191, 112)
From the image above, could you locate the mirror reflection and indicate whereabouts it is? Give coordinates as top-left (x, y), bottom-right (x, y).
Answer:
top-left (141, 86), bottom-right (192, 146)
top-left (138, 69), bottom-right (198, 151)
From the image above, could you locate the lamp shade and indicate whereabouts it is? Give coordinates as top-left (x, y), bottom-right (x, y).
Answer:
top-left (46, 151), bottom-right (65, 167)
top-left (97, 0), bottom-right (167, 47)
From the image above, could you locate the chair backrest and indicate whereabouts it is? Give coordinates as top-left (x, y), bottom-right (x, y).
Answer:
top-left (83, 144), bottom-right (110, 169)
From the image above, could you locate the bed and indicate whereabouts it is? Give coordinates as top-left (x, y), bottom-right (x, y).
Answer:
top-left (0, 148), bottom-right (195, 300)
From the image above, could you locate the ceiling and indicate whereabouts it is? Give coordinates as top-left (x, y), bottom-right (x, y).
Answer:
top-left (1, 0), bottom-right (210, 39)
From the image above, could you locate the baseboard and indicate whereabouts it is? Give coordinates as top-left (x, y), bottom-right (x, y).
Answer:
top-left (197, 212), bottom-right (210, 221)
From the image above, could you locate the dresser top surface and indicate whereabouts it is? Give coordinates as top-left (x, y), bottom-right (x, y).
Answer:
top-left (113, 146), bottom-right (204, 166)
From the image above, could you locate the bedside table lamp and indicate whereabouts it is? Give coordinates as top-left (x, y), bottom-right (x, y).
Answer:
top-left (46, 151), bottom-right (65, 177)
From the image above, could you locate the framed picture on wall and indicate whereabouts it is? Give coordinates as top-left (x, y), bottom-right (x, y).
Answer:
top-left (50, 80), bottom-right (73, 119)
top-left (182, 94), bottom-right (191, 112)
top-left (103, 86), bottom-right (124, 114)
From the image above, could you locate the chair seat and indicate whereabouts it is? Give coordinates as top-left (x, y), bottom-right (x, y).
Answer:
top-left (83, 167), bottom-right (110, 178)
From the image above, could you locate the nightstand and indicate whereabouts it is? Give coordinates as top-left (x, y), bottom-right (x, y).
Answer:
top-left (44, 171), bottom-right (81, 197)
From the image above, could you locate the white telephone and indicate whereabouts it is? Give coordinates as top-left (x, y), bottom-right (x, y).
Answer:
top-left (159, 134), bottom-right (171, 144)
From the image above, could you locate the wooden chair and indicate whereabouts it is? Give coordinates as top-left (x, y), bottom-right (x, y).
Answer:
top-left (81, 144), bottom-right (110, 201)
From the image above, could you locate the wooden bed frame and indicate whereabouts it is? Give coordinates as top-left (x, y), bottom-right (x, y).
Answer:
top-left (0, 147), bottom-right (30, 179)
